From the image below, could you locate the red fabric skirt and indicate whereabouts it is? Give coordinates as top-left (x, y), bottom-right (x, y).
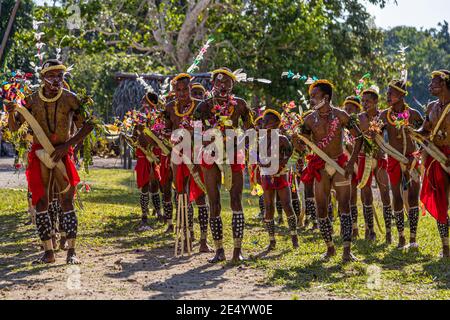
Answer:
top-left (387, 154), bottom-right (419, 186)
top-left (261, 174), bottom-right (290, 191)
top-left (356, 154), bottom-right (387, 187)
top-left (174, 163), bottom-right (205, 202)
top-left (420, 146), bottom-right (450, 224)
top-left (26, 144), bottom-right (80, 206)
top-left (135, 148), bottom-right (170, 188)
top-left (300, 153), bottom-right (348, 185)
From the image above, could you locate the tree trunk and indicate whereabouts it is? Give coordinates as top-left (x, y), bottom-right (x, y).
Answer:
top-left (0, 0), bottom-right (21, 64)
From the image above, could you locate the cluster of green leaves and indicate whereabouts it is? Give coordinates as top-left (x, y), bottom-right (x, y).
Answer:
top-left (384, 22), bottom-right (450, 110)
top-left (2, 0), bottom-right (448, 119)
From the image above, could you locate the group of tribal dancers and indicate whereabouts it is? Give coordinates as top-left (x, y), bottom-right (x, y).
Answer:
top-left (5, 58), bottom-right (450, 265)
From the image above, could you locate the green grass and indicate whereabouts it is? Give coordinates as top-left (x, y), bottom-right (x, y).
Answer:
top-left (1, 168), bottom-right (450, 299)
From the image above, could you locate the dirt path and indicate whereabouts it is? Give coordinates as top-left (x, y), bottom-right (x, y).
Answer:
top-left (0, 243), bottom-right (341, 300)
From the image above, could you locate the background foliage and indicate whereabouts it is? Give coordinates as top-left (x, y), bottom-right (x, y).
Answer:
top-left (1, 0), bottom-right (449, 120)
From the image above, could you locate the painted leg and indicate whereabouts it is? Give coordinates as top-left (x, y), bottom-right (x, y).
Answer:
top-left (363, 205), bottom-right (376, 242)
top-left (264, 219), bottom-right (276, 251)
top-left (394, 209), bottom-right (406, 249)
top-left (383, 205), bottom-right (393, 244)
top-left (208, 216), bottom-right (225, 263)
top-left (231, 211), bottom-right (246, 263)
top-left (287, 214), bottom-right (299, 248)
top-left (34, 210), bottom-right (55, 264)
top-left (63, 210), bottom-right (81, 264)
top-left (163, 201), bottom-right (174, 233)
top-left (318, 217), bottom-right (335, 260)
top-left (351, 205), bottom-right (359, 239)
top-left (198, 205), bottom-right (213, 253)
top-left (138, 192), bottom-right (151, 231)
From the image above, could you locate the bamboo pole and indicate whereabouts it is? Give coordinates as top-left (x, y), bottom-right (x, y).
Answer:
top-left (0, 0), bottom-right (21, 64)
top-left (184, 193), bottom-right (191, 256)
top-left (175, 195), bottom-right (181, 257)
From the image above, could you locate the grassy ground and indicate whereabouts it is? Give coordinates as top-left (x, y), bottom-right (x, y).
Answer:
top-left (1, 168), bottom-right (450, 300)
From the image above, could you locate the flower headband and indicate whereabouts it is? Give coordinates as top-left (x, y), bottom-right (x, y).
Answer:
top-left (388, 80), bottom-right (408, 95)
top-left (308, 79), bottom-right (335, 95)
top-left (343, 99), bottom-right (363, 111)
top-left (40, 64), bottom-right (67, 76)
top-left (171, 73), bottom-right (192, 85)
top-left (211, 69), bottom-right (237, 82)
top-left (432, 71), bottom-right (450, 81)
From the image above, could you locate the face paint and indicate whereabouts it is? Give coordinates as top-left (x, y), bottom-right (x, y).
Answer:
top-left (213, 73), bottom-right (234, 98)
top-left (43, 71), bottom-right (64, 92)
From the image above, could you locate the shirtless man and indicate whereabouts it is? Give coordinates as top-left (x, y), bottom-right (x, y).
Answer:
top-left (342, 96), bottom-right (363, 239)
top-left (134, 92), bottom-right (167, 231)
top-left (294, 80), bottom-right (363, 262)
top-left (165, 73), bottom-right (212, 253)
top-left (379, 79), bottom-right (423, 249)
top-left (195, 67), bottom-right (254, 263)
top-left (7, 59), bottom-right (94, 264)
top-left (417, 70), bottom-right (450, 257)
top-left (260, 109), bottom-right (299, 250)
top-left (359, 88), bottom-right (392, 244)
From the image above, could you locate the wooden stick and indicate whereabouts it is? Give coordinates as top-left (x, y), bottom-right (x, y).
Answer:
top-left (0, 0), bottom-right (21, 64)
top-left (174, 194), bottom-right (181, 257)
top-left (184, 193), bottom-right (191, 256)
top-left (180, 194), bottom-right (185, 256)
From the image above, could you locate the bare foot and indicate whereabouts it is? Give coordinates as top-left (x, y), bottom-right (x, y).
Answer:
top-left (32, 250), bottom-right (55, 265)
top-left (385, 232), bottom-right (392, 244)
top-left (208, 248), bottom-right (226, 263)
top-left (60, 237), bottom-right (69, 251)
top-left (231, 248), bottom-right (246, 264)
top-left (66, 249), bottom-right (81, 265)
top-left (291, 235), bottom-right (299, 249)
top-left (342, 250), bottom-right (358, 263)
top-left (199, 240), bottom-right (214, 253)
top-left (397, 236), bottom-right (406, 249)
top-left (266, 240), bottom-right (276, 252)
top-left (321, 246), bottom-right (336, 261)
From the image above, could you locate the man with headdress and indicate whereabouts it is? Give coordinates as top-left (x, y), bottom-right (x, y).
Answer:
top-left (195, 67), bottom-right (254, 263)
top-left (133, 92), bottom-right (168, 230)
top-left (190, 82), bottom-right (207, 100)
top-left (293, 80), bottom-right (363, 262)
top-left (417, 70), bottom-right (450, 258)
top-left (378, 79), bottom-right (423, 249)
top-left (6, 59), bottom-right (94, 264)
top-left (259, 109), bottom-right (299, 250)
top-left (358, 87), bottom-right (393, 244)
top-left (342, 96), bottom-right (364, 240)
top-left (164, 73), bottom-right (212, 253)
